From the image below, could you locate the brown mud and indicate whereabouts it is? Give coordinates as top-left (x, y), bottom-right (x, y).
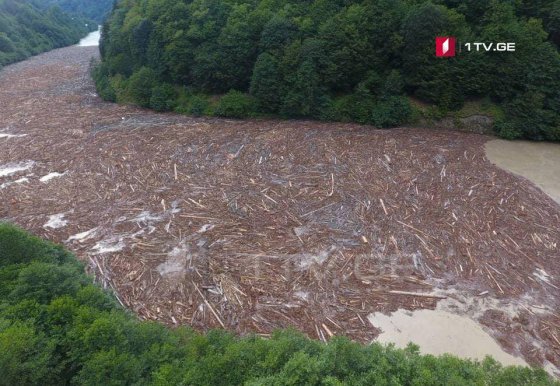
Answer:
top-left (0, 45), bottom-right (559, 373)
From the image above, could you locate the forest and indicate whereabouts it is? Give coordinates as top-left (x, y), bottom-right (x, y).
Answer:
top-left (0, 0), bottom-right (94, 69)
top-left (94, 0), bottom-right (560, 141)
top-left (37, 0), bottom-right (114, 23)
top-left (0, 223), bottom-right (556, 385)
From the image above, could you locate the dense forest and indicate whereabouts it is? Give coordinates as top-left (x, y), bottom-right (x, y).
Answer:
top-left (0, 0), bottom-right (94, 69)
top-left (0, 223), bottom-right (556, 385)
top-left (38, 0), bottom-right (113, 23)
top-left (94, 0), bottom-right (560, 141)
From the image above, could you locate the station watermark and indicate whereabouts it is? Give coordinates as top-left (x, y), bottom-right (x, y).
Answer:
top-left (436, 36), bottom-right (516, 57)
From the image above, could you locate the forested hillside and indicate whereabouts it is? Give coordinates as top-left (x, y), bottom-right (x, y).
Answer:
top-left (0, 224), bottom-right (556, 385)
top-left (95, 0), bottom-right (560, 141)
top-left (0, 0), bottom-right (94, 68)
top-left (38, 0), bottom-right (113, 23)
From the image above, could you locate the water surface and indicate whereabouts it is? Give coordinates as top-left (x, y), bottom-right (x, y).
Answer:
top-left (485, 139), bottom-right (560, 205)
top-left (78, 28), bottom-right (101, 47)
top-left (369, 307), bottom-right (527, 367)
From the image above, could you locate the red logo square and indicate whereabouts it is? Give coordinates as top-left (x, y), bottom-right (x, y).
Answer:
top-left (436, 37), bottom-right (456, 57)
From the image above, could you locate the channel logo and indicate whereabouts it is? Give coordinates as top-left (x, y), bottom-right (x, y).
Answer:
top-left (436, 37), bottom-right (456, 57)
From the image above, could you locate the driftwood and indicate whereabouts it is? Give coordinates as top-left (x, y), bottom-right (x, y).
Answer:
top-left (0, 44), bottom-right (559, 368)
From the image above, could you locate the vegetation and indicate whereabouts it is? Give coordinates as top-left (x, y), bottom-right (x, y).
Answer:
top-left (37, 0), bottom-right (113, 23)
top-left (0, 0), bottom-right (94, 69)
top-left (93, 0), bottom-right (560, 140)
top-left (0, 223), bottom-right (557, 385)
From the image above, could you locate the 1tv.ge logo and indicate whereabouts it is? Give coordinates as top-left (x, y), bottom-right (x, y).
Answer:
top-left (436, 37), bottom-right (456, 57)
top-left (436, 36), bottom-right (516, 57)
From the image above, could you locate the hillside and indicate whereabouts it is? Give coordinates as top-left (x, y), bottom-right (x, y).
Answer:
top-left (95, 0), bottom-right (560, 141)
top-left (38, 0), bottom-right (113, 23)
top-left (0, 0), bottom-right (94, 69)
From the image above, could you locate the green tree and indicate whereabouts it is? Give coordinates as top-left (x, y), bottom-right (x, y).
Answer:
top-left (250, 52), bottom-right (283, 113)
top-left (150, 83), bottom-right (176, 112)
top-left (126, 67), bottom-right (157, 108)
top-left (129, 19), bottom-right (153, 66)
top-left (401, 3), bottom-right (469, 110)
top-left (259, 16), bottom-right (298, 52)
top-left (214, 90), bottom-right (256, 118)
top-left (280, 59), bottom-right (329, 118)
top-left (0, 322), bottom-right (54, 386)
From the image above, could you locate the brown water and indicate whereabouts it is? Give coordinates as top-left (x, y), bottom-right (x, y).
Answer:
top-left (369, 307), bottom-right (528, 367)
top-left (368, 289), bottom-right (538, 368)
top-left (485, 139), bottom-right (560, 205)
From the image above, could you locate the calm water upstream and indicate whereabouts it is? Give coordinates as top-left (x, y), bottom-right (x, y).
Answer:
top-left (77, 28), bottom-right (101, 47)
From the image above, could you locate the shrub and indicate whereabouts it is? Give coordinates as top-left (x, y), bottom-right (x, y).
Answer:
top-left (331, 84), bottom-right (377, 124)
top-left (370, 96), bottom-right (413, 128)
top-left (96, 75), bottom-right (117, 103)
top-left (380, 70), bottom-right (404, 98)
top-left (494, 119), bottom-right (523, 140)
top-left (150, 84), bottom-right (176, 112)
top-left (497, 92), bottom-right (560, 140)
top-left (214, 90), bottom-right (256, 118)
top-left (279, 60), bottom-right (330, 119)
top-left (0, 223), bottom-right (74, 267)
top-left (250, 53), bottom-right (282, 113)
top-left (91, 63), bottom-right (116, 102)
top-left (126, 67), bottom-right (157, 108)
top-left (110, 75), bottom-right (128, 104)
top-left (187, 96), bottom-right (210, 117)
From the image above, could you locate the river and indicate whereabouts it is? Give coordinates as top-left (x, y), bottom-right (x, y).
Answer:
top-left (0, 43), bottom-right (559, 377)
top-left (485, 139), bottom-right (560, 205)
top-left (77, 28), bottom-right (101, 47)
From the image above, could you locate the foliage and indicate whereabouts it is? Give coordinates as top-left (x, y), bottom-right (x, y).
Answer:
top-left (371, 96), bottom-right (413, 128)
top-left (0, 223), bottom-right (557, 385)
top-left (35, 0), bottom-right (113, 23)
top-left (126, 67), bottom-right (157, 108)
top-left (250, 52), bottom-right (282, 113)
top-left (0, 0), bottom-right (94, 69)
top-left (186, 95), bottom-right (211, 117)
top-left (214, 89), bottom-right (256, 118)
top-left (93, 0), bottom-right (560, 137)
top-left (91, 61), bottom-right (116, 102)
top-left (175, 89), bottom-right (211, 117)
top-left (150, 83), bottom-right (176, 112)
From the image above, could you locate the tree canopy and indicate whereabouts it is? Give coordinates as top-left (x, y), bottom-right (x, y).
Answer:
top-left (95, 0), bottom-right (560, 140)
top-left (37, 0), bottom-right (113, 24)
top-left (0, 0), bottom-right (95, 69)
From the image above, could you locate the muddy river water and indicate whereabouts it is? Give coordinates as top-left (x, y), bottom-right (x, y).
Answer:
top-left (369, 306), bottom-right (528, 367)
top-left (485, 139), bottom-right (560, 205)
top-left (367, 139), bottom-right (560, 376)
